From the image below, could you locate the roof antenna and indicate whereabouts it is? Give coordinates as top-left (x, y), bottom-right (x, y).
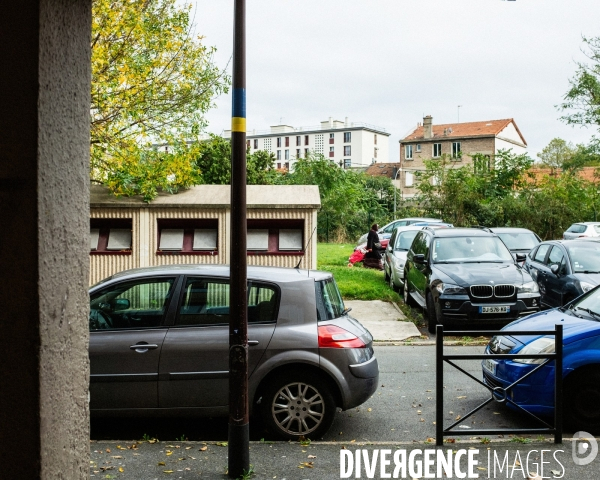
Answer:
top-left (296, 226), bottom-right (318, 270)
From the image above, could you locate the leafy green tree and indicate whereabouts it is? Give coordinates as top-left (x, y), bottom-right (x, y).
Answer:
top-left (91, 0), bottom-right (229, 196)
top-left (559, 36), bottom-right (600, 132)
top-left (537, 138), bottom-right (576, 169)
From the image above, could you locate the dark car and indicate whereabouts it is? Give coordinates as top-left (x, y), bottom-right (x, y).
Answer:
top-left (482, 289), bottom-right (600, 432)
top-left (489, 227), bottom-right (541, 261)
top-left (403, 228), bottom-right (541, 333)
top-left (89, 265), bottom-right (378, 440)
top-left (525, 239), bottom-right (600, 309)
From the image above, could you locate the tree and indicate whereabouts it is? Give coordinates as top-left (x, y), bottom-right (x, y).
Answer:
top-left (91, 0), bottom-right (229, 196)
top-left (537, 138), bottom-right (576, 169)
top-left (193, 135), bottom-right (281, 185)
top-left (559, 36), bottom-right (600, 132)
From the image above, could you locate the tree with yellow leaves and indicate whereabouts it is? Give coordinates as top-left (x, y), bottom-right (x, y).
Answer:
top-left (91, 0), bottom-right (229, 200)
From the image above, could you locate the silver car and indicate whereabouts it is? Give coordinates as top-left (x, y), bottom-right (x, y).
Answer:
top-left (563, 222), bottom-right (600, 240)
top-left (357, 217), bottom-right (443, 244)
top-left (383, 226), bottom-right (425, 291)
top-left (89, 265), bottom-right (378, 440)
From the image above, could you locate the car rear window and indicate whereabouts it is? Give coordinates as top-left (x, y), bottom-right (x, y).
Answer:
top-left (567, 224), bottom-right (586, 233)
top-left (395, 230), bottom-right (419, 251)
top-left (315, 277), bottom-right (345, 321)
top-left (566, 244), bottom-right (600, 273)
top-left (496, 232), bottom-right (539, 250)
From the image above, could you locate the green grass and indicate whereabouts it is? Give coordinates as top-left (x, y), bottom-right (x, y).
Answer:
top-left (317, 243), bottom-right (402, 303)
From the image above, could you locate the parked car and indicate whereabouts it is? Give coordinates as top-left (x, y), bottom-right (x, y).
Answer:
top-left (563, 222), bottom-right (600, 240)
top-left (525, 239), bottom-right (600, 308)
top-left (482, 288), bottom-right (600, 432)
top-left (384, 224), bottom-right (453, 292)
top-left (356, 217), bottom-right (443, 244)
top-left (403, 228), bottom-right (540, 333)
top-left (489, 227), bottom-right (541, 262)
top-left (89, 265), bottom-right (379, 440)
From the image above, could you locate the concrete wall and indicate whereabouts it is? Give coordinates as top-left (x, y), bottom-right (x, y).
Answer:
top-left (0, 0), bottom-right (91, 477)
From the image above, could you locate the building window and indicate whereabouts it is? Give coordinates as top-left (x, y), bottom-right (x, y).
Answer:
top-left (296, 136), bottom-right (301, 146)
top-left (329, 133), bottom-right (334, 144)
top-left (277, 150), bottom-right (281, 160)
top-left (433, 143), bottom-right (442, 158)
top-left (284, 162), bottom-right (289, 169)
top-left (277, 137), bottom-right (282, 148)
top-left (246, 140), bottom-right (250, 148)
top-left (452, 142), bottom-right (461, 159)
top-left (374, 134), bottom-right (377, 145)
top-left (405, 145), bottom-right (413, 160)
top-left (157, 219), bottom-right (218, 254)
top-left (305, 148), bottom-right (309, 157)
top-left (344, 132), bottom-right (351, 143)
top-left (329, 146), bottom-right (334, 158)
top-left (344, 159), bottom-right (351, 169)
top-left (285, 137), bottom-right (289, 147)
top-left (285, 149), bottom-right (289, 160)
top-left (90, 218), bottom-right (132, 254)
top-left (247, 219), bottom-right (304, 254)
top-left (304, 135), bottom-right (309, 145)
top-left (277, 163), bottom-right (281, 169)
top-left (374, 147), bottom-right (378, 159)
top-left (296, 149), bottom-right (301, 158)
top-left (344, 145), bottom-right (351, 156)
top-left (405, 172), bottom-right (414, 187)
top-left (416, 144), bottom-right (421, 152)
top-left (254, 139), bottom-right (258, 149)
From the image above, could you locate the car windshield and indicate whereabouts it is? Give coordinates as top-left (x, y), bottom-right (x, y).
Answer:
top-left (394, 230), bottom-right (420, 251)
top-left (432, 236), bottom-right (514, 263)
top-left (496, 232), bottom-right (539, 250)
top-left (570, 288), bottom-right (600, 320)
top-left (315, 277), bottom-right (345, 321)
top-left (566, 244), bottom-right (600, 273)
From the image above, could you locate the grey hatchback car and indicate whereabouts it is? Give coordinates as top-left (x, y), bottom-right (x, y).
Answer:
top-left (89, 265), bottom-right (378, 440)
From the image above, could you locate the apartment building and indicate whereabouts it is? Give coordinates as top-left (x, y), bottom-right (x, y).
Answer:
top-left (223, 117), bottom-right (390, 170)
top-left (398, 116), bottom-right (528, 198)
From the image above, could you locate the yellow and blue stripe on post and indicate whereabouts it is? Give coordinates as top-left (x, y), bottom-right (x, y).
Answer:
top-left (231, 88), bottom-right (246, 132)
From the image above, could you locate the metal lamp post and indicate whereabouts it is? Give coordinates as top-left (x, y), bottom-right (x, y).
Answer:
top-left (393, 167), bottom-right (401, 213)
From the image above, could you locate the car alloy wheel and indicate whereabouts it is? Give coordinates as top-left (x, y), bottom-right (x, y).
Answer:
top-left (403, 278), bottom-right (416, 307)
top-left (389, 272), bottom-right (397, 292)
top-left (564, 368), bottom-right (600, 433)
top-left (262, 372), bottom-right (336, 440)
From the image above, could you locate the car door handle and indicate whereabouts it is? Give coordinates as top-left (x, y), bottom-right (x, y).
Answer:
top-left (248, 340), bottom-right (259, 346)
top-left (129, 343), bottom-right (159, 352)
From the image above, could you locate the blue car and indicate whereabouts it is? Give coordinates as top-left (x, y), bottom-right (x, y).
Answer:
top-left (482, 287), bottom-right (600, 433)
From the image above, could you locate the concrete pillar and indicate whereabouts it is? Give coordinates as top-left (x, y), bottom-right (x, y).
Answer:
top-left (0, 1), bottom-right (91, 478)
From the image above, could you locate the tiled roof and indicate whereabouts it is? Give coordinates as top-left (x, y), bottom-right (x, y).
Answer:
top-left (526, 167), bottom-right (600, 183)
top-left (402, 119), bottom-right (525, 145)
top-left (364, 162), bottom-right (401, 179)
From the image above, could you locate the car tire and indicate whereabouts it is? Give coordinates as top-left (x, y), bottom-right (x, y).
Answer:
top-left (564, 367), bottom-right (600, 433)
top-left (426, 291), bottom-right (439, 334)
top-left (403, 277), bottom-right (417, 307)
top-left (384, 268), bottom-right (390, 282)
top-left (389, 272), bottom-right (398, 292)
top-left (260, 371), bottom-right (337, 440)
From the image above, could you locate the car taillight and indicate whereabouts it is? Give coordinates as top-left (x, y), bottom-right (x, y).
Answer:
top-left (318, 325), bottom-right (366, 348)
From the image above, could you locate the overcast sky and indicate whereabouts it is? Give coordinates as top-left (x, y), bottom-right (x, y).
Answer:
top-left (191, 0), bottom-right (600, 162)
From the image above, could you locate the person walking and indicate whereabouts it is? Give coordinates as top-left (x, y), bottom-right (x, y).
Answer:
top-left (364, 223), bottom-right (384, 270)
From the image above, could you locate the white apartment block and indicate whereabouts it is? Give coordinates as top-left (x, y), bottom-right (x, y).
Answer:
top-left (223, 117), bottom-right (390, 170)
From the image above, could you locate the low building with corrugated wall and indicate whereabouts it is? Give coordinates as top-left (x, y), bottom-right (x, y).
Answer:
top-left (89, 184), bottom-right (320, 285)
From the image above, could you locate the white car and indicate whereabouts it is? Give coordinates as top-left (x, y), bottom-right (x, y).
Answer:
top-left (383, 226), bottom-right (428, 291)
top-left (357, 217), bottom-right (443, 244)
top-left (563, 222), bottom-right (600, 240)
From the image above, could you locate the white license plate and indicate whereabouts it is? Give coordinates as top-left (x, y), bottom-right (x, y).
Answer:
top-left (479, 306), bottom-right (510, 314)
top-left (483, 358), bottom-right (497, 376)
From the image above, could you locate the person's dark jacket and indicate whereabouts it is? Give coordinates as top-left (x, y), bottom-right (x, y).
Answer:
top-left (366, 229), bottom-right (382, 259)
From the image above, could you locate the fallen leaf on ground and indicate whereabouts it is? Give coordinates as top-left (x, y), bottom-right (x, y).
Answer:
top-left (199, 446), bottom-right (207, 451)
top-left (118, 467), bottom-right (124, 473)
top-left (308, 455), bottom-right (317, 459)
top-left (216, 442), bottom-right (228, 447)
top-left (158, 462), bottom-right (166, 466)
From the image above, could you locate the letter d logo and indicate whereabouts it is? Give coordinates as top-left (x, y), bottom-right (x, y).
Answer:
top-left (572, 431), bottom-right (598, 466)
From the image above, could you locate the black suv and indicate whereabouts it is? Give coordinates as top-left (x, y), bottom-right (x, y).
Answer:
top-left (403, 228), bottom-right (541, 333)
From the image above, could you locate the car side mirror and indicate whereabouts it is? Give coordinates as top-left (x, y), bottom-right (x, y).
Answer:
top-left (413, 254), bottom-right (427, 265)
top-left (515, 253), bottom-right (526, 263)
top-left (550, 264), bottom-right (560, 276)
top-left (112, 298), bottom-right (130, 311)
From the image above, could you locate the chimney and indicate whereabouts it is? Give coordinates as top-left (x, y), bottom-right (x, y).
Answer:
top-left (423, 115), bottom-right (433, 139)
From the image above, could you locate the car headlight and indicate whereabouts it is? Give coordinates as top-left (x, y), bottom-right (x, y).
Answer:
top-left (393, 257), bottom-right (405, 270)
top-left (435, 282), bottom-right (467, 295)
top-left (513, 337), bottom-right (555, 364)
top-left (579, 281), bottom-right (595, 293)
top-left (517, 281), bottom-right (539, 294)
